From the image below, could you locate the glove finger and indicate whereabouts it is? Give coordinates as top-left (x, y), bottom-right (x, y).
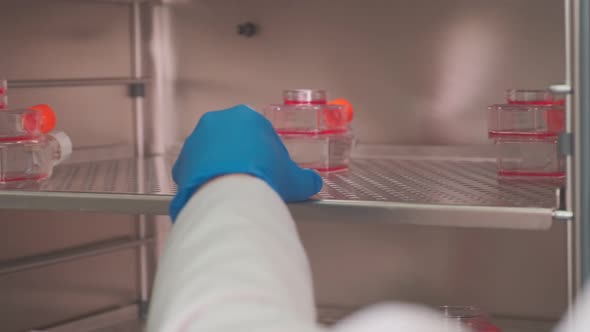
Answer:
top-left (283, 165), bottom-right (323, 201)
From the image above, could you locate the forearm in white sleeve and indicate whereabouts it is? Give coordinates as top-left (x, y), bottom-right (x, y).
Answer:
top-left (553, 281), bottom-right (590, 332)
top-left (146, 175), bottom-right (324, 332)
top-left (330, 303), bottom-right (446, 332)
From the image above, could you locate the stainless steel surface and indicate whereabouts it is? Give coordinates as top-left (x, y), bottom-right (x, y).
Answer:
top-left (318, 159), bottom-right (557, 208)
top-left (8, 78), bottom-right (150, 88)
top-left (0, 1), bottom-right (136, 148)
top-left (0, 1), bottom-right (131, 80)
top-left (145, 4), bottom-right (181, 155)
top-left (171, 0), bottom-right (564, 145)
top-left (131, 1), bottom-right (146, 158)
top-left (1, 251), bottom-right (139, 332)
top-left (0, 1), bottom-right (136, 147)
top-left (87, 0), bottom-right (153, 3)
top-left (0, 213), bottom-right (147, 331)
top-left (0, 212), bottom-right (140, 331)
top-left (91, 321), bottom-right (143, 332)
top-left (0, 2), bottom-right (132, 331)
top-left (567, 220), bottom-right (575, 306)
top-left (0, 211), bottom-right (136, 261)
top-left (0, 146), bottom-right (561, 229)
top-left (304, 221), bottom-right (567, 320)
top-left (571, 0), bottom-right (585, 297)
top-left (33, 304), bottom-right (139, 332)
top-left (549, 84), bottom-right (573, 94)
top-left (564, 0), bottom-right (577, 306)
top-left (0, 3), bottom-right (143, 331)
top-left (138, 215), bottom-right (150, 315)
top-left (553, 210), bottom-right (574, 219)
top-left (0, 237), bottom-right (153, 276)
top-left (572, 0), bottom-right (590, 293)
top-left (130, 1), bottom-right (151, 313)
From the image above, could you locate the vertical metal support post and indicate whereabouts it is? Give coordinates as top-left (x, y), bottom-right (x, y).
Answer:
top-left (147, 4), bottom-right (180, 155)
top-left (565, 0), bottom-right (577, 306)
top-left (131, 0), bottom-right (150, 317)
top-left (131, 0), bottom-right (146, 158)
top-left (576, 0), bottom-right (590, 287)
top-left (570, 0), bottom-right (590, 298)
top-left (138, 210), bottom-right (150, 316)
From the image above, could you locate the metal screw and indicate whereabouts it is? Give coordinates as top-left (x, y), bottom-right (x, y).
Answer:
top-left (237, 22), bottom-right (258, 37)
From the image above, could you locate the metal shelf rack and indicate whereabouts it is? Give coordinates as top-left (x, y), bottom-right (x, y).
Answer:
top-left (0, 145), bottom-right (565, 230)
top-left (38, 305), bottom-right (553, 332)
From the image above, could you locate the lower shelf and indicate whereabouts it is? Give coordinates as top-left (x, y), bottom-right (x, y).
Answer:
top-left (55, 306), bottom-right (554, 332)
top-left (0, 145), bottom-right (564, 230)
top-left (38, 305), bottom-right (141, 332)
top-left (91, 320), bottom-right (142, 332)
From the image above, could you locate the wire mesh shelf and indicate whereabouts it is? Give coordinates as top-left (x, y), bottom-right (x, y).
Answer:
top-left (0, 146), bottom-right (562, 229)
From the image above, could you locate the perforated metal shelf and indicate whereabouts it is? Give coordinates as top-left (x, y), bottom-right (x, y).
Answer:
top-left (0, 145), bottom-right (563, 229)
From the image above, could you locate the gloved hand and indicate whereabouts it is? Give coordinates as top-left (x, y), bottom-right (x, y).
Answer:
top-left (170, 104), bottom-right (323, 221)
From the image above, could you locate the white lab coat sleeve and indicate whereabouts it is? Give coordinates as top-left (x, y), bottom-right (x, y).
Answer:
top-left (330, 303), bottom-right (446, 332)
top-left (553, 282), bottom-right (590, 332)
top-left (146, 175), bottom-right (324, 332)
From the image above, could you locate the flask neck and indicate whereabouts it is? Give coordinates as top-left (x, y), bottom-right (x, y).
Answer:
top-left (47, 131), bottom-right (72, 165)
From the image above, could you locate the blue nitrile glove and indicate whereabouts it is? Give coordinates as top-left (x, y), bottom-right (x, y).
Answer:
top-left (170, 104), bottom-right (323, 221)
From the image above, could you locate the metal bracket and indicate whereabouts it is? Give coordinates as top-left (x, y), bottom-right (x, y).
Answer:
top-left (559, 132), bottom-right (574, 156)
top-left (33, 304), bottom-right (140, 332)
top-left (128, 82), bottom-right (146, 98)
top-left (553, 209), bottom-right (574, 220)
top-left (549, 84), bottom-right (573, 94)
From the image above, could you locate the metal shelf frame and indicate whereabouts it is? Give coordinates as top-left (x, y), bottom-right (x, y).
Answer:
top-left (570, 0), bottom-right (590, 297)
top-left (0, 145), bottom-right (565, 230)
top-left (559, 0), bottom-right (590, 305)
top-left (1, 2), bottom-right (155, 327)
top-left (7, 77), bottom-right (150, 89)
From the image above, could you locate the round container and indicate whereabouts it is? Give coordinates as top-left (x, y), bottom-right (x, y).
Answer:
top-left (283, 89), bottom-right (327, 105)
top-left (440, 306), bottom-right (501, 332)
top-left (506, 89), bottom-right (564, 105)
top-left (504, 90), bottom-right (565, 135)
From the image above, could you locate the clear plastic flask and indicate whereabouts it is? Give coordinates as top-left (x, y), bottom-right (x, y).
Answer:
top-left (263, 89), bottom-right (355, 172)
top-left (440, 306), bottom-right (501, 332)
top-left (0, 104), bottom-right (56, 140)
top-left (0, 131), bottom-right (72, 185)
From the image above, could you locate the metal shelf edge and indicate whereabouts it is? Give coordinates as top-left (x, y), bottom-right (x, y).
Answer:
top-left (0, 190), bottom-right (556, 230)
top-left (292, 200), bottom-right (555, 230)
top-left (0, 190), bottom-right (169, 215)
